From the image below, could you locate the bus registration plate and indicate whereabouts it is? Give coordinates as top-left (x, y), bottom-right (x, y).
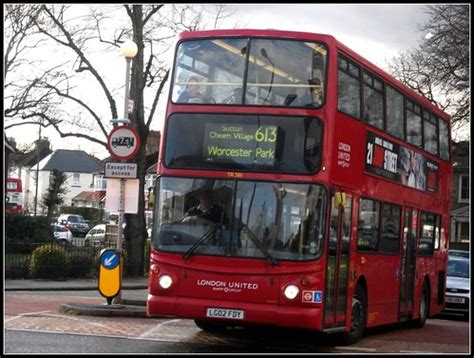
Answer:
top-left (206, 308), bottom-right (244, 320)
top-left (446, 296), bottom-right (465, 304)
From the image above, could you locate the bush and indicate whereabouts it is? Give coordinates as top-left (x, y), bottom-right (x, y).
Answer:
top-left (30, 243), bottom-right (71, 279)
top-left (67, 247), bottom-right (97, 278)
top-left (5, 215), bottom-right (54, 253)
top-left (5, 257), bottom-right (30, 279)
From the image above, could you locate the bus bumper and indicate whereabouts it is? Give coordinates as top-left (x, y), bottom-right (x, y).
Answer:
top-left (147, 294), bottom-right (323, 331)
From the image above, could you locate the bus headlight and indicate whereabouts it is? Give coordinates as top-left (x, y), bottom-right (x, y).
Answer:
top-left (158, 274), bottom-right (173, 290)
top-left (283, 284), bottom-right (299, 300)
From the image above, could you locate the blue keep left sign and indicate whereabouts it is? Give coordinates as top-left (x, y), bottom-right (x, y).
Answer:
top-left (100, 249), bottom-right (119, 270)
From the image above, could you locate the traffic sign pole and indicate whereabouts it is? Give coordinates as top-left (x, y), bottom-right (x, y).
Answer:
top-left (113, 178), bottom-right (126, 304)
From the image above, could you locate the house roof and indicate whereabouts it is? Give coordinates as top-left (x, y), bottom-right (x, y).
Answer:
top-left (39, 149), bottom-right (103, 173)
top-left (14, 140), bottom-right (53, 168)
top-left (72, 191), bottom-right (105, 202)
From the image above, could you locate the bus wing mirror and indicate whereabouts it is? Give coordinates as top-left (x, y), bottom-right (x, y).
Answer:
top-left (334, 192), bottom-right (346, 209)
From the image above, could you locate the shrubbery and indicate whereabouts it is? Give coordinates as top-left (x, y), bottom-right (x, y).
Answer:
top-left (67, 247), bottom-right (97, 278)
top-left (5, 215), bottom-right (54, 254)
top-left (29, 243), bottom-right (70, 279)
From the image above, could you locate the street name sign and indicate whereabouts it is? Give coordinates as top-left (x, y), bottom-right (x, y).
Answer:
top-left (107, 125), bottom-right (141, 161)
top-left (105, 162), bottom-right (138, 178)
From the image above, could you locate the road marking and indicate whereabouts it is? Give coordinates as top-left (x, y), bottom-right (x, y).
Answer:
top-left (42, 313), bottom-right (129, 334)
top-left (139, 319), bottom-right (184, 338)
top-left (335, 346), bottom-right (377, 352)
top-left (4, 311), bottom-right (52, 323)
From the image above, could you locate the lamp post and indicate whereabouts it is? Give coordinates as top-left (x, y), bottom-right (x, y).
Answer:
top-left (120, 40), bottom-right (138, 125)
top-left (113, 39), bottom-right (138, 305)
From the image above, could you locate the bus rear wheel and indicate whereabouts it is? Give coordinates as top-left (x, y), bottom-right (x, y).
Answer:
top-left (340, 285), bottom-right (367, 345)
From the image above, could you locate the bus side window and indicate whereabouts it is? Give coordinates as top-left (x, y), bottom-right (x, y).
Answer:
top-left (357, 198), bottom-right (380, 251)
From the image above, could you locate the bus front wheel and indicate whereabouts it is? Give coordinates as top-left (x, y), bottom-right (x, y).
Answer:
top-left (411, 281), bottom-right (429, 328)
top-left (340, 285), bottom-right (367, 345)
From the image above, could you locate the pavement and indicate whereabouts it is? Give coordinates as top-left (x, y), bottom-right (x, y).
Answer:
top-left (5, 276), bottom-right (150, 318)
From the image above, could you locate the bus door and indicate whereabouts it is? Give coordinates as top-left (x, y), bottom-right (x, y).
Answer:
top-left (323, 190), bottom-right (352, 329)
top-left (399, 207), bottom-right (418, 318)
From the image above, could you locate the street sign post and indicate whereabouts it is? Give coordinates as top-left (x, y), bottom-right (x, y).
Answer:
top-left (106, 124), bottom-right (141, 305)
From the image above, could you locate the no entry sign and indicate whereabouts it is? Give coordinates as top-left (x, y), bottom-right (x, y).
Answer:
top-left (107, 125), bottom-right (141, 160)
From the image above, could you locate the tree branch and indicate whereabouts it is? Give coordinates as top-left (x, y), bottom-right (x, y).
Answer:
top-left (146, 69), bottom-right (169, 128)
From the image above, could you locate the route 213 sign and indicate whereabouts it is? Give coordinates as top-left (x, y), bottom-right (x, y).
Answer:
top-left (107, 125), bottom-right (141, 161)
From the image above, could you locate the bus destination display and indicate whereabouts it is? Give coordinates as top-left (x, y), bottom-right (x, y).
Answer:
top-left (204, 123), bottom-right (278, 166)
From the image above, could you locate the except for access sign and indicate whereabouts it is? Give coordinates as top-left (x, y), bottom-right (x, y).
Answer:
top-left (105, 162), bottom-right (138, 178)
top-left (107, 125), bottom-right (141, 161)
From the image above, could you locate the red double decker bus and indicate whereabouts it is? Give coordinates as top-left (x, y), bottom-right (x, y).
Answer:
top-left (147, 29), bottom-right (452, 344)
top-left (6, 177), bottom-right (23, 215)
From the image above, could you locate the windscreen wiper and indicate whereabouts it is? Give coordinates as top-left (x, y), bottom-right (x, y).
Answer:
top-left (182, 222), bottom-right (223, 260)
top-left (241, 224), bottom-right (278, 266)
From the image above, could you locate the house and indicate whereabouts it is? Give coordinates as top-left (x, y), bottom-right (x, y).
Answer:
top-left (450, 141), bottom-right (470, 251)
top-left (4, 135), bottom-right (16, 177)
top-left (71, 190), bottom-right (105, 208)
top-left (17, 149), bottom-right (102, 215)
top-left (9, 139), bottom-right (53, 214)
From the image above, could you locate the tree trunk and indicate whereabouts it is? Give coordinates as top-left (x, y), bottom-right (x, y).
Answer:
top-left (124, 5), bottom-right (148, 277)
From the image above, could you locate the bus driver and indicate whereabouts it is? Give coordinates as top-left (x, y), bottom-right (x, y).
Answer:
top-left (182, 190), bottom-right (224, 225)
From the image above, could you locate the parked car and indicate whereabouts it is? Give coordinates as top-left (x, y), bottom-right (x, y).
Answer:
top-left (84, 224), bottom-right (106, 247)
top-left (51, 224), bottom-right (73, 245)
top-left (57, 214), bottom-right (90, 237)
top-left (448, 249), bottom-right (469, 259)
top-left (444, 256), bottom-right (469, 317)
top-left (84, 223), bottom-right (126, 248)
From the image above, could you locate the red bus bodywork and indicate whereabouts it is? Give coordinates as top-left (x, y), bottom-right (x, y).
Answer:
top-left (148, 29), bottom-right (452, 341)
top-left (6, 177), bottom-right (23, 215)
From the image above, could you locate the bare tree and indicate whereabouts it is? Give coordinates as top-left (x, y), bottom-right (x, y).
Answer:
top-left (388, 5), bottom-right (470, 139)
top-left (4, 4), bottom-right (240, 276)
top-left (42, 169), bottom-right (68, 222)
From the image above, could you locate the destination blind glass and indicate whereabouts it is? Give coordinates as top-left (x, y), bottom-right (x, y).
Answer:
top-left (204, 123), bottom-right (278, 166)
top-left (164, 113), bottom-right (323, 174)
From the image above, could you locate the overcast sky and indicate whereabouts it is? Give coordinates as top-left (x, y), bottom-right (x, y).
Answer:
top-left (6, 4), bottom-right (434, 160)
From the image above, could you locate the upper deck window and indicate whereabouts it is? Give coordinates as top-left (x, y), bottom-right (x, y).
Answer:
top-left (386, 85), bottom-right (404, 139)
top-left (338, 55), bottom-right (361, 119)
top-left (171, 38), bottom-right (327, 108)
top-left (438, 119), bottom-right (450, 161)
top-left (423, 111), bottom-right (438, 155)
top-left (406, 100), bottom-right (422, 148)
top-left (363, 71), bottom-right (384, 130)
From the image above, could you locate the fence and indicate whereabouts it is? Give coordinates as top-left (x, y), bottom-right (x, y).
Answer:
top-left (5, 241), bottom-right (151, 279)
